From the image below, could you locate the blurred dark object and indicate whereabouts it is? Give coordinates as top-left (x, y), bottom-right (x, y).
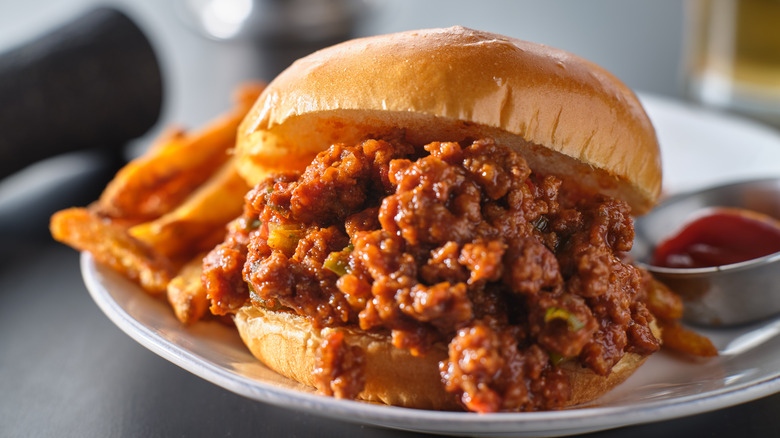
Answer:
top-left (177, 0), bottom-right (367, 78)
top-left (0, 150), bottom-right (120, 248)
top-left (0, 7), bottom-right (164, 180)
top-left (177, 0), bottom-right (367, 42)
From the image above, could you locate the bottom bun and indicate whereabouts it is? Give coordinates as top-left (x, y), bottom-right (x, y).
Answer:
top-left (234, 305), bottom-right (653, 411)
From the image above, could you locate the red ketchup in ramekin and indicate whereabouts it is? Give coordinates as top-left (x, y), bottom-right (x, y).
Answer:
top-left (652, 207), bottom-right (780, 269)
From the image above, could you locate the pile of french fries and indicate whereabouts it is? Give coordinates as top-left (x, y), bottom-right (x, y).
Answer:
top-left (51, 83), bottom-right (265, 324)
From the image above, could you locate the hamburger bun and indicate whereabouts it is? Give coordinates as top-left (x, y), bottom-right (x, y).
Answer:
top-left (235, 305), bottom-right (460, 410)
top-left (236, 26), bottom-right (661, 215)
top-left (228, 26), bottom-right (663, 411)
top-left (235, 305), bottom-right (658, 410)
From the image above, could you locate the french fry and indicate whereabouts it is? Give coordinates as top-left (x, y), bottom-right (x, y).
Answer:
top-left (96, 83), bottom-right (264, 222)
top-left (645, 277), bottom-right (684, 320)
top-left (144, 126), bottom-right (187, 154)
top-left (50, 208), bottom-right (174, 293)
top-left (657, 319), bottom-right (719, 357)
top-left (167, 255), bottom-right (210, 324)
top-left (640, 272), bottom-right (716, 357)
top-left (128, 157), bottom-right (249, 258)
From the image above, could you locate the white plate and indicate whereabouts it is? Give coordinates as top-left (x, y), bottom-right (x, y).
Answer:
top-left (81, 94), bottom-right (780, 437)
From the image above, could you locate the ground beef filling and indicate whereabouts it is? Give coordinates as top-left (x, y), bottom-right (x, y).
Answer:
top-left (202, 137), bottom-right (660, 412)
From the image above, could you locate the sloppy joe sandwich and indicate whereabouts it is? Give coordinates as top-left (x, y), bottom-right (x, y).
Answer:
top-left (202, 26), bottom-right (667, 412)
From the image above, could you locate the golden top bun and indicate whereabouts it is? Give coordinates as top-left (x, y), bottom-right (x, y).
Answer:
top-left (235, 305), bottom-right (653, 410)
top-left (236, 26), bottom-right (661, 214)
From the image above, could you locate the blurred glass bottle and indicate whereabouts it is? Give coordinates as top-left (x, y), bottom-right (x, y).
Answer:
top-left (686, 0), bottom-right (780, 127)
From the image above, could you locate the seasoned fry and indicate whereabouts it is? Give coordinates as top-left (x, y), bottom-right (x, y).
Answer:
top-left (144, 126), bottom-right (187, 154)
top-left (657, 319), bottom-right (719, 357)
top-left (129, 158), bottom-right (249, 258)
top-left (50, 208), bottom-right (174, 293)
top-left (167, 255), bottom-right (210, 324)
top-left (645, 277), bottom-right (684, 320)
top-left (96, 119), bottom-right (229, 221)
top-left (639, 271), bottom-right (716, 357)
top-left (96, 83), bottom-right (264, 222)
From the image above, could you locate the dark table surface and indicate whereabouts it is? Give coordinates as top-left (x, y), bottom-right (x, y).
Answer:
top-left (2, 155), bottom-right (780, 438)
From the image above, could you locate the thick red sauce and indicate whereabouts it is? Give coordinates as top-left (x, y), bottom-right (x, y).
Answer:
top-left (652, 208), bottom-right (780, 268)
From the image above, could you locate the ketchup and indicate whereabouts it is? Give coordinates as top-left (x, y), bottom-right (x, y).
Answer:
top-left (652, 208), bottom-right (780, 269)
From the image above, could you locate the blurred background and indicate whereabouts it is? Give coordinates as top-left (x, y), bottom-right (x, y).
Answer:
top-left (0, 0), bottom-right (688, 147)
top-left (5, 0), bottom-right (780, 169)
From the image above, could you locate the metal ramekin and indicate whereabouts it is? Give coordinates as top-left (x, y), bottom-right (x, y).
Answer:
top-left (632, 178), bottom-right (780, 326)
